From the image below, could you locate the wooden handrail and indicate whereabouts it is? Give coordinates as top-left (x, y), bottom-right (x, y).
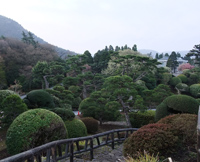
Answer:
top-left (0, 128), bottom-right (138, 162)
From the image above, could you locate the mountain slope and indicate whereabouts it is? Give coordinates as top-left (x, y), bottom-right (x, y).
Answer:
top-left (0, 15), bottom-right (77, 58)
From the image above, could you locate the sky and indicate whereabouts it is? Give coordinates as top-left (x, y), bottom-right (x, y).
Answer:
top-left (0, 0), bottom-right (200, 55)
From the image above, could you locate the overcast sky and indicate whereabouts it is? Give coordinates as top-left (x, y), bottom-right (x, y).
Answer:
top-left (0, 0), bottom-right (200, 54)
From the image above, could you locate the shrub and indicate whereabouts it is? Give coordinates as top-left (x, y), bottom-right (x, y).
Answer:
top-left (175, 83), bottom-right (189, 93)
top-left (0, 90), bottom-right (17, 108)
top-left (161, 73), bottom-right (172, 85)
top-left (24, 90), bottom-right (55, 109)
top-left (177, 74), bottom-right (188, 83)
top-left (169, 77), bottom-right (182, 87)
top-left (53, 85), bottom-right (65, 92)
top-left (135, 80), bottom-right (147, 89)
top-left (188, 73), bottom-right (199, 85)
top-left (6, 109), bottom-right (68, 155)
top-left (65, 118), bottom-right (87, 138)
top-left (155, 102), bottom-right (169, 121)
top-left (72, 97), bottom-right (82, 109)
top-left (178, 63), bottom-right (194, 71)
top-left (129, 111), bottom-right (155, 128)
top-left (51, 108), bottom-right (75, 121)
top-left (1, 94), bottom-right (28, 128)
top-left (182, 69), bottom-right (190, 76)
top-left (81, 117), bottom-right (99, 133)
top-left (123, 125), bottom-right (178, 158)
top-left (190, 84), bottom-right (200, 97)
top-left (157, 114), bottom-right (197, 145)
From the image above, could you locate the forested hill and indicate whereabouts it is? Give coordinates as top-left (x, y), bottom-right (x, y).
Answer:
top-left (0, 15), bottom-right (77, 58)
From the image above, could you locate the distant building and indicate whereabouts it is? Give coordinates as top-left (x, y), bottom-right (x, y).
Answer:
top-left (157, 56), bottom-right (187, 68)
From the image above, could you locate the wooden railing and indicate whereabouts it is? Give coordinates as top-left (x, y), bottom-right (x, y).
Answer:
top-left (0, 128), bottom-right (138, 162)
top-left (197, 109), bottom-right (200, 162)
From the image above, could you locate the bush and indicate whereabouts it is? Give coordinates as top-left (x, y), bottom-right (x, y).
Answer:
top-left (129, 111), bottom-right (155, 128)
top-left (0, 90), bottom-right (17, 108)
top-left (81, 117), bottom-right (99, 133)
top-left (1, 94), bottom-right (28, 128)
top-left (6, 109), bottom-right (68, 155)
top-left (177, 74), bottom-right (188, 83)
top-left (175, 83), bottom-right (189, 93)
top-left (190, 84), bottom-right (200, 97)
top-left (188, 73), bottom-right (199, 85)
top-left (51, 108), bottom-right (75, 121)
top-left (155, 102), bottom-right (170, 121)
top-left (157, 114), bottom-right (197, 145)
top-left (123, 124), bottom-right (178, 158)
top-left (65, 118), bottom-right (87, 138)
top-left (161, 73), bottom-right (172, 85)
top-left (24, 90), bottom-right (55, 109)
top-left (169, 77), bottom-right (182, 87)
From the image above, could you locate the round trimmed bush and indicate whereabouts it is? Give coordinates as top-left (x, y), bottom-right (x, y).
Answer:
top-left (175, 83), bottom-right (189, 93)
top-left (155, 95), bottom-right (199, 121)
top-left (123, 124), bottom-right (178, 158)
top-left (161, 73), bottom-right (172, 85)
top-left (81, 117), bottom-right (99, 133)
top-left (155, 102), bottom-right (170, 121)
top-left (190, 84), bottom-right (200, 97)
top-left (0, 90), bottom-right (18, 109)
top-left (65, 119), bottom-right (87, 138)
top-left (169, 77), bottom-right (182, 87)
top-left (24, 90), bottom-right (55, 109)
top-left (6, 109), bottom-right (68, 155)
top-left (157, 114), bottom-right (197, 145)
top-left (189, 73), bottom-right (199, 85)
top-left (1, 94), bottom-right (28, 128)
top-left (51, 108), bottom-right (75, 121)
top-left (177, 74), bottom-right (188, 83)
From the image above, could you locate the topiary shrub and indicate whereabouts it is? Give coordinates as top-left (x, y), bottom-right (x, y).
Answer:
top-left (169, 77), bottom-right (182, 87)
top-left (1, 94), bottom-right (28, 128)
top-left (157, 114), bottom-right (197, 145)
top-left (6, 109), bottom-right (68, 155)
top-left (51, 108), bottom-right (75, 121)
top-left (0, 90), bottom-right (18, 108)
top-left (156, 95), bottom-right (199, 121)
top-left (81, 117), bottom-right (99, 133)
top-left (123, 124), bottom-right (178, 158)
top-left (24, 90), bottom-right (55, 109)
top-left (129, 111), bottom-right (155, 128)
top-left (163, 95), bottom-right (199, 114)
top-left (155, 102), bottom-right (170, 121)
top-left (175, 83), bottom-right (189, 93)
top-left (177, 74), bottom-right (188, 83)
top-left (161, 73), bottom-right (172, 85)
top-left (188, 73), bottom-right (199, 85)
top-left (190, 84), bottom-right (200, 97)
top-left (65, 118), bottom-right (87, 138)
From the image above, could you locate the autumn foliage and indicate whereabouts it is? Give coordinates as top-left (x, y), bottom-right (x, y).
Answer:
top-left (178, 63), bottom-right (194, 71)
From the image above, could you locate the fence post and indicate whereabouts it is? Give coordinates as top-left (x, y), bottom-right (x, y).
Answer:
top-left (197, 108), bottom-right (200, 162)
top-left (90, 138), bottom-right (94, 160)
top-left (70, 142), bottom-right (74, 162)
top-left (111, 132), bottom-right (114, 149)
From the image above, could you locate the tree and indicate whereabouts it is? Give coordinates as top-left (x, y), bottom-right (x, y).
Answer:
top-left (79, 90), bottom-right (121, 125)
top-left (155, 53), bottom-right (159, 59)
top-left (108, 45), bottom-right (114, 51)
top-left (103, 75), bottom-right (138, 127)
top-left (186, 44), bottom-right (200, 67)
top-left (132, 44), bottom-right (137, 51)
top-left (83, 50), bottom-right (93, 65)
top-left (0, 56), bottom-right (7, 89)
top-left (166, 51), bottom-right (178, 73)
top-left (178, 63), bottom-right (194, 71)
top-left (102, 49), bottom-right (160, 82)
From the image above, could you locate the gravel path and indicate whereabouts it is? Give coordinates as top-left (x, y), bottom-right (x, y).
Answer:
top-left (64, 143), bottom-right (126, 162)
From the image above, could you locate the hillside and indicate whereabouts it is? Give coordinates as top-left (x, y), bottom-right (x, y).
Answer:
top-left (0, 15), bottom-right (77, 58)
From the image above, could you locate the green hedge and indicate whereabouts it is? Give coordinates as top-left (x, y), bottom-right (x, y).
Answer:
top-left (175, 83), bottom-right (189, 93)
top-left (169, 77), bottom-right (182, 87)
top-left (65, 119), bottom-right (87, 138)
top-left (81, 117), bottom-right (99, 133)
top-left (129, 111), bottom-right (155, 128)
top-left (190, 84), bottom-right (200, 97)
top-left (177, 74), bottom-right (188, 83)
top-left (51, 108), bottom-right (75, 121)
top-left (24, 90), bottom-right (55, 109)
top-left (6, 109), bottom-right (68, 155)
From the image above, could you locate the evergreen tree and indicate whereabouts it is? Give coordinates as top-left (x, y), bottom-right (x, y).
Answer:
top-left (83, 50), bottom-right (93, 65)
top-left (124, 44), bottom-right (128, 50)
top-left (165, 53), bottom-right (169, 57)
top-left (115, 46), bottom-right (120, 51)
top-left (166, 51), bottom-right (178, 73)
top-left (132, 44), bottom-right (137, 51)
top-left (108, 45), bottom-right (114, 51)
top-left (155, 53), bottom-right (159, 59)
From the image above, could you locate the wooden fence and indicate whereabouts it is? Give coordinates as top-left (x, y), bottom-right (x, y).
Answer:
top-left (0, 128), bottom-right (138, 162)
